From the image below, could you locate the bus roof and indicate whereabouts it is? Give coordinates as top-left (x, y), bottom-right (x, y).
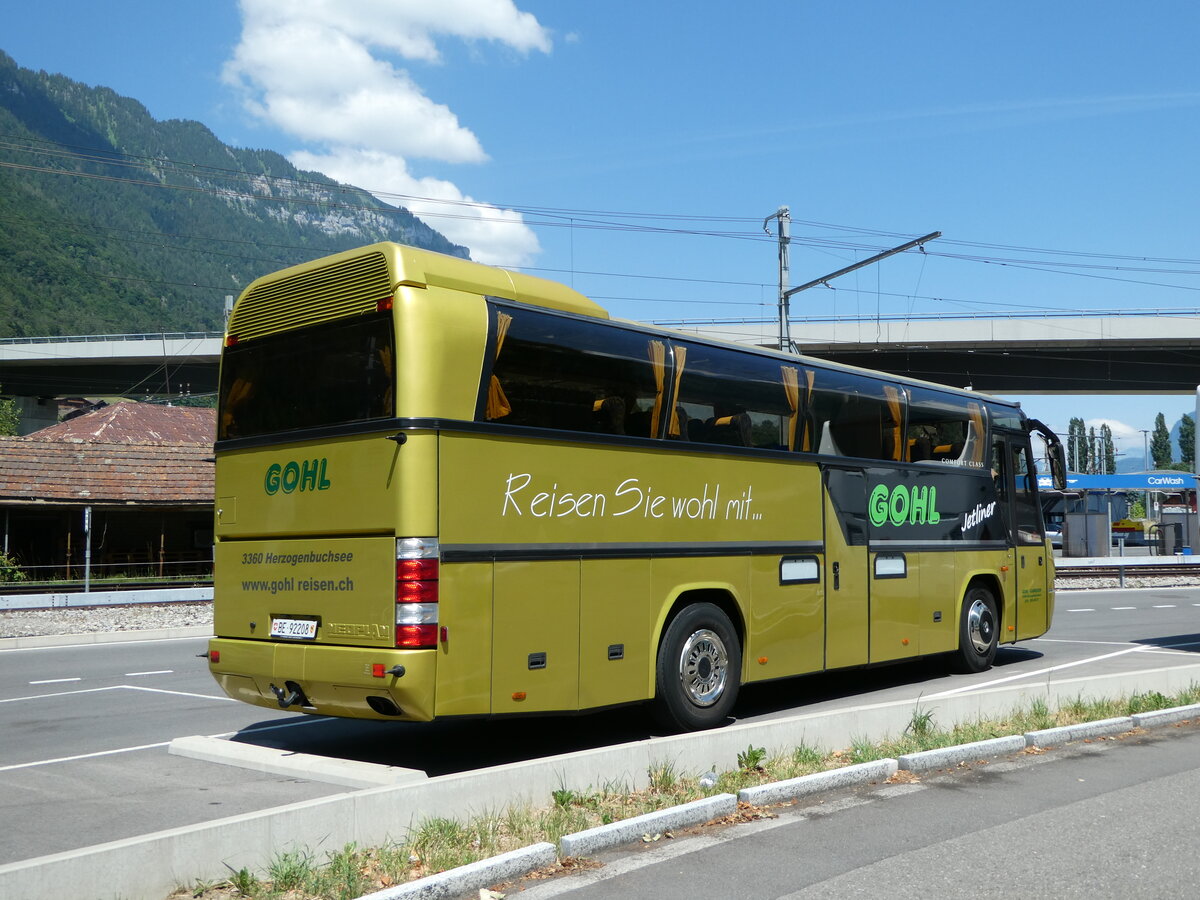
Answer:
top-left (238, 242), bottom-right (607, 321)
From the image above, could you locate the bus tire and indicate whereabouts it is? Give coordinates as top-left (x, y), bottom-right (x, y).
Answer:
top-left (653, 602), bottom-right (741, 732)
top-left (951, 585), bottom-right (998, 674)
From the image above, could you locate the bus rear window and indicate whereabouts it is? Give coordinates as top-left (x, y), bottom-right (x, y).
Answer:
top-left (218, 312), bottom-right (394, 440)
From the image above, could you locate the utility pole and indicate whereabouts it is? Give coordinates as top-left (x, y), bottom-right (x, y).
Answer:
top-left (762, 215), bottom-right (940, 355)
top-left (777, 230), bottom-right (942, 353)
top-left (763, 207), bottom-right (790, 353)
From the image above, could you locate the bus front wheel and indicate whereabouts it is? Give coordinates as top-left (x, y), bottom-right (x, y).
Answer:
top-left (951, 585), bottom-right (998, 674)
top-left (653, 602), bottom-right (741, 732)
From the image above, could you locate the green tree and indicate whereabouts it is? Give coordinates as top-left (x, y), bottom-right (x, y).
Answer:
top-left (0, 550), bottom-right (26, 583)
top-left (1151, 412), bottom-right (1173, 468)
top-left (0, 387), bottom-right (19, 436)
top-left (1180, 414), bottom-right (1195, 469)
top-left (1087, 426), bottom-right (1097, 474)
top-left (1101, 423), bottom-right (1115, 474)
top-left (1067, 417), bottom-right (1086, 471)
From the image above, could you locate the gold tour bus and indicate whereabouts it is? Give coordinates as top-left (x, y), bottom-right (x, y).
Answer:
top-left (206, 242), bottom-right (1066, 731)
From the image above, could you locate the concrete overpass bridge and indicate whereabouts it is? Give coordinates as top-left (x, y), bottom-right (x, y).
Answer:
top-left (665, 309), bottom-right (1200, 395)
top-left (1, 310), bottom-right (1198, 429)
top-left (0, 332), bottom-right (222, 397)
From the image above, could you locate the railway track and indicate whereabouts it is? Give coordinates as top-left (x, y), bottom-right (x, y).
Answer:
top-left (1056, 562), bottom-right (1200, 580)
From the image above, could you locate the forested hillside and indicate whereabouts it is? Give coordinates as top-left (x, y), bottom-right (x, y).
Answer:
top-left (0, 51), bottom-right (468, 337)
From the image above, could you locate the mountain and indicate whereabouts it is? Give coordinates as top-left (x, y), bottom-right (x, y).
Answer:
top-left (0, 50), bottom-right (468, 338)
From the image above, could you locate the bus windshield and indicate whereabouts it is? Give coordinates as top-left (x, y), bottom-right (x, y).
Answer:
top-left (218, 311), bottom-right (394, 440)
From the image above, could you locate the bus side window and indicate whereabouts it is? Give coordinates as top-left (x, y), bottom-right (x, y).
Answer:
top-left (807, 369), bottom-right (903, 461)
top-left (671, 343), bottom-right (800, 451)
top-left (484, 306), bottom-right (661, 438)
top-left (906, 388), bottom-right (987, 468)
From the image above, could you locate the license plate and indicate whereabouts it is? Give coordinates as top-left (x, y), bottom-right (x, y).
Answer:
top-left (270, 617), bottom-right (318, 640)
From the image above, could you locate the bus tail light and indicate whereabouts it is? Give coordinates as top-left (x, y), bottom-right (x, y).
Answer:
top-left (396, 538), bottom-right (438, 649)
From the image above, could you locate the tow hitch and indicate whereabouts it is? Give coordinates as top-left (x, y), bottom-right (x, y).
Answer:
top-left (269, 681), bottom-right (311, 709)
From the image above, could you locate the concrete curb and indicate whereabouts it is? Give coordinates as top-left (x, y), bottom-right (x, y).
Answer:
top-left (169, 735), bottom-right (429, 789)
top-left (1131, 703), bottom-right (1200, 728)
top-left (1024, 716), bottom-right (1135, 748)
top-left (6, 660), bottom-right (1200, 900)
top-left (897, 735), bottom-right (1028, 772)
top-left (558, 794), bottom-right (738, 858)
top-left (359, 842), bottom-right (557, 900)
top-left (0, 624), bottom-right (212, 651)
top-left (735, 759), bottom-right (898, 806)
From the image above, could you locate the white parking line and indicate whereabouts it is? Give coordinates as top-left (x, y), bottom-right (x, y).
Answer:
top-left (0, 684), bottom-right (232, 705)
top-left (0, 686), bottom-right (121, 704)
top-left (1066, 608), bottom-right (1095, 613)
top-left (0, 741), bottom-right (171, 773)
top-left (1111, 606), bottom-right (1136, 610)
top-left (925, 643), bottom-right (1150, 699)
top-left (28, 677), bottom-right (82, 685)
top-left (121, 684), bottom-right (236, 702)
top-left (1153, 604), bottom-right (1177, 608)
top-left (125, 670), bottom-right (174, 676)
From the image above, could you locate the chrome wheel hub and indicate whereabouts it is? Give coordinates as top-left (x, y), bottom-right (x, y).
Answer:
top-left (966, 597), bottom-right (995, 654)
top-left (679, 628), bottom-right (728, 707)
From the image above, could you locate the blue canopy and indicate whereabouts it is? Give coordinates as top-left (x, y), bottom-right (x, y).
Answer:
top-left (1038, 471), bottom-right (1199, 491)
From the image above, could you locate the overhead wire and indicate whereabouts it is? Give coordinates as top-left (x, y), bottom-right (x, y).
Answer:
top-left (3, 134), bottom-right (1200, 321)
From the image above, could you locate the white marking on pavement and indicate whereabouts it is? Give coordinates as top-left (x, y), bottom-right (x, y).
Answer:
top-left (1111, 606), bottom-right (1136, 610)
top-left (0, 741), bottom-right (171, 773)
top-left (125, 670), bottom-right (174, 676)
top-left (1066, 608), bottom-right (1095, 612)
top-left (925, 644), bottom-right (1152, 698)
top-left (0, 684), bottom-right (232, 705)
top-left (28, 677), bottom-right (81, 685)
top-left (1153, 604), bottom-right (1177, 608)
top-left (0, 686), bottom-right (122, 704)
top-left (121, 684), bottom-right (236, 702)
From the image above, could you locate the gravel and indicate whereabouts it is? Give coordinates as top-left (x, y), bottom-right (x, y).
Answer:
top-left (2, 574), bottom-right (1198, 640)
top-left (1056, 575), bottom-right (1200, 591)
top-left (0, 601), bottom-right (213, 639)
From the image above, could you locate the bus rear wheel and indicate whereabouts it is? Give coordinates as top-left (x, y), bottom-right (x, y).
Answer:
top-left (653, 602), bottom-right (741, 732)
top-left (951, 585), bottom-right (998, 674)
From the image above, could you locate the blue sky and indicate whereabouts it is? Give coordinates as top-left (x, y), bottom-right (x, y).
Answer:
top-left (5, 1), bottom-right (1200, 464)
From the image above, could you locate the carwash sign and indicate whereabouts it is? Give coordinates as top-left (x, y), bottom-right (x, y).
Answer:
top-left (1037, 472), bottom-right (1199, 491)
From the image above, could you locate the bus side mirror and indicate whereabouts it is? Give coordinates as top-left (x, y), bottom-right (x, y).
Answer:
top-left (1048, 442), bottom-right (1067, 491)
top-left (1026, 418), bottom-right (1067, 492)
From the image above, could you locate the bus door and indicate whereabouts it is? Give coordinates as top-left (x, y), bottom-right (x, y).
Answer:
top-left (993, 436), bottom-right (1050, 640)
top-left (823, 468), bottom-right (870, 669)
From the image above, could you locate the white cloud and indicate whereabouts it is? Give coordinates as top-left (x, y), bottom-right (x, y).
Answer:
top-left (292, 148), bottom-right (541, 266)
top-left (224, 0), bottom-right (550, 263)
top-left (1085, 418), bottom-right (1145, 461)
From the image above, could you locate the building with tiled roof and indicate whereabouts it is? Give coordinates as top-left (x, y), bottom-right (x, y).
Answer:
top-left (36, 401), bottom-right (215, 445)
top-left (0, 403), bottom-right (214, 583)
